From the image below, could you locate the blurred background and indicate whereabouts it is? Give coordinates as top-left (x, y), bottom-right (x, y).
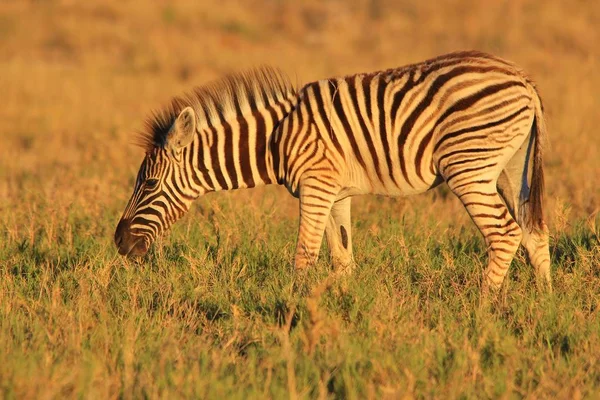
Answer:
top-left (0, 0), bottom-right (598, 237)
top-left (1, 3), bottom-right (599, 396)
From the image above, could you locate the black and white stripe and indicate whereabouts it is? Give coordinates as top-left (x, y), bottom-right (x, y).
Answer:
top-left (116, 51), bottom-right (551, 292)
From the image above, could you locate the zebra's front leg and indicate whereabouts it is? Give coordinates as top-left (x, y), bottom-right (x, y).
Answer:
top-left (294, 179), bottom-right (338, 271)
top-left (325, 197), bottom-right (355, 273)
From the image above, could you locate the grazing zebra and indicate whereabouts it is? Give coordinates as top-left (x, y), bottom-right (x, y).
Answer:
top-left (115, 51), bottom-right (551, 292)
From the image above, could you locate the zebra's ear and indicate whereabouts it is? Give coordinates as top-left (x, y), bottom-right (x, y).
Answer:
top-left (167, 107), bottom-right (196, 150)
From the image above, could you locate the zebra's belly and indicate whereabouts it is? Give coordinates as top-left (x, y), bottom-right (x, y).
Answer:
top-left (340, 171), bottom-right (444, 199)
top-left (373, 176), bottom-right (444, 197)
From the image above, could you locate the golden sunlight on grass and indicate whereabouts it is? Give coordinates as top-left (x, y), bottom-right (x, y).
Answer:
top-left (1, 1), bottom-right (599, 398)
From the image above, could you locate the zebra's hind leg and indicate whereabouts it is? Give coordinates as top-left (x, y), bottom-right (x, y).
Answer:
top-left (294, 177), bottom-right (338, 271)
top-left (325, 197), bottom-right (355, 274)
top-left (497, 138), bottom-right (552, 291)
top-left (521, 222), bottom-right (551, 291)
top-left (448, 180), bottom-right (523, 293)
top-left (497, 188), bottom-right (552, 291)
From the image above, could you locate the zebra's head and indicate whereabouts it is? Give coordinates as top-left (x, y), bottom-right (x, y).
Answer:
top-left (115, 107), bottom-right (198, 257)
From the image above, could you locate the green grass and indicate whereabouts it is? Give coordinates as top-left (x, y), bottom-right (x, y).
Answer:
top-left (2, 1), bottom-right (600, 397)
top-left (1, 189), bottom-right (599, 399)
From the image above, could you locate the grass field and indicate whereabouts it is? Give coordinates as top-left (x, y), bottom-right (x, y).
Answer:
top-left (1, 1), bottom-right (599, 398)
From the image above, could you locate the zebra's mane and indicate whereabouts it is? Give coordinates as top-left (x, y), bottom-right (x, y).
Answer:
top-left (136, 66), bottom-right (296, 152)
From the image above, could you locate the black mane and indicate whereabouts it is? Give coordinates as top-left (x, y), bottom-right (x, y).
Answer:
top-left (136, 66), bottom-right (296, 151)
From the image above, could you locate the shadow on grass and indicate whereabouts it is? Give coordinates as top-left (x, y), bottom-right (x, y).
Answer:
top-left (10, 237), bottom-right (101, 278)
top-left (252, 299), bottom-right (301, 331)
top-left (551, 224), bottom-right (599, 272)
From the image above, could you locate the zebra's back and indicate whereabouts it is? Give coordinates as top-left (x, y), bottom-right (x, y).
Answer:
top-left (280, 51), bottom-right (539, 198)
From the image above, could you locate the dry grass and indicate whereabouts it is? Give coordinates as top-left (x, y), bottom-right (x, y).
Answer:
top-left (1, 0), bottom-right (599, 398)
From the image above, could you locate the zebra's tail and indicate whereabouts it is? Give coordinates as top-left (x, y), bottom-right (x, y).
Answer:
top-left (528, 85), bottom-right (547, 231)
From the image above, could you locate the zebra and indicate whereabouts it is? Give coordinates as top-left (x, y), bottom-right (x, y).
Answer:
top-left (115, 51), bottom-right (552, 293)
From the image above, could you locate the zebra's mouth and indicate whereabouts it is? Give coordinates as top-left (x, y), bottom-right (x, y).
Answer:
top-left (118, 238), bottom-right (149, 257)
top-left (115, 218), bottom-right (150, 257)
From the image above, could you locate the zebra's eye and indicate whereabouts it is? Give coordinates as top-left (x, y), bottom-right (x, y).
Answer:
top-left (145, 178), bottom-right (159, 189)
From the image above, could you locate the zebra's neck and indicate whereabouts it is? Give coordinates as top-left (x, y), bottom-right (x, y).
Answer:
top-left (192, 97), bottom-right (297, 193)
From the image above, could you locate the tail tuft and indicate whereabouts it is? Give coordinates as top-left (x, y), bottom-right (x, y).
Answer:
top-left (528, 88), bottom-right (547, 231)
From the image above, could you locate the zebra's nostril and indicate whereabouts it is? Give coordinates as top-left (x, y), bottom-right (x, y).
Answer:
top-left (114, 218), bottom-right (131, 247)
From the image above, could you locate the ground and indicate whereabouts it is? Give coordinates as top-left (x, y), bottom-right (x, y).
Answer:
top-left (0, 1), bottom-right (599, 398)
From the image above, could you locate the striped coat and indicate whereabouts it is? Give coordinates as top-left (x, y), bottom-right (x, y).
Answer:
top-left (115, 51), bottom-right (551, 293)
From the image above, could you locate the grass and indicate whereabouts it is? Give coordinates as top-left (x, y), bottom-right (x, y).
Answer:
top-left (2, 191), bottom-right (599, 398)
top-left (1, 0), bottom-right (600, 398)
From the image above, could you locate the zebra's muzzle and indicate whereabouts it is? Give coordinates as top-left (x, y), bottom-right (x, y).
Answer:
top-left (115, 218), bottom-right (149, 257)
